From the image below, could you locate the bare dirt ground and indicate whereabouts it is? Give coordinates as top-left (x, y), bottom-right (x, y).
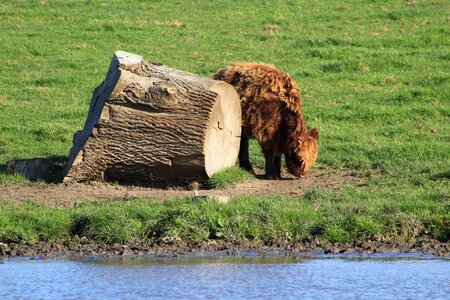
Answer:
top-left (0, 168), bottom-right (366, 207)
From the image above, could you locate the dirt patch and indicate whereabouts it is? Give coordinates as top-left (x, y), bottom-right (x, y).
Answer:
top-left (0, 168), bottom-right (366, 207)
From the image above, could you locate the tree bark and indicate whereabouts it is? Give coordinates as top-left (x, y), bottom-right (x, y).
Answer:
top-left (64, 51), bottom-right (241, 183)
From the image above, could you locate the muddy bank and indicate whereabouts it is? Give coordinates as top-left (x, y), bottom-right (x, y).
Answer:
top-left (1, 235), bottom-right (448, 259)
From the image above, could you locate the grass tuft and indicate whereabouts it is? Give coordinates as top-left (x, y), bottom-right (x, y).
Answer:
top-left (208, 166), bottom-right (253, 189)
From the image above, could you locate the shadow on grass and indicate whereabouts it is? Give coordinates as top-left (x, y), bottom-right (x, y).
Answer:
top-left (430, 171), bottom-right (450, 181)
top-left (1, 155), bottom-right (67, 184)
top-left (254, 174), bottom-right (296, 181)
top-left (2, 157), bottom-right (258, 189)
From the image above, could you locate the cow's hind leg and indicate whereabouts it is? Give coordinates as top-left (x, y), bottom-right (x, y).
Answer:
top-left (239, 130), bottom-right (254, 173)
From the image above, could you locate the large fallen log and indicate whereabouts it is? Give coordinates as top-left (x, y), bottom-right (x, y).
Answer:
top-left (64, 51), bottom-right (241, 183)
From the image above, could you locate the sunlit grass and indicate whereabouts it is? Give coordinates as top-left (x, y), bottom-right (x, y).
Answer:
top-left (208, 166), bottom-right (253, 189)
top-left (0, 1), bottom-right (448, 245)
top-left (1, 187), bottom-right (448, 244)
top-left (1, 0), bottom-right (448, 181)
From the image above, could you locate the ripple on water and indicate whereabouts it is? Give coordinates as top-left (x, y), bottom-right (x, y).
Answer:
top-left (0, 254), bottom-right (449, 299)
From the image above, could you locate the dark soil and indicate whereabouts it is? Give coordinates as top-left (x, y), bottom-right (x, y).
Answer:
top-left (0, 235), bottom-right (448, 259)
top-left (0, 168), bottom-right (366, 207)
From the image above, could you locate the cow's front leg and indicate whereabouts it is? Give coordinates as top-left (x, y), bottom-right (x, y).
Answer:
top-left (263, 151), bottom-right (277, 180)
top-left (274, 155), bottom-right (284, 179)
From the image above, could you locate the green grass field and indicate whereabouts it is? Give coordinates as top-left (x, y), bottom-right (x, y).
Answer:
top-left (0, 191), bottom-right (448, 244)
top-left (0, 0), bottom-right (448, 245)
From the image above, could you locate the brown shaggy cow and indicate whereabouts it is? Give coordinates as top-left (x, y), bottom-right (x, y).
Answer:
top-left (214, 63), bottom-right (319, 179)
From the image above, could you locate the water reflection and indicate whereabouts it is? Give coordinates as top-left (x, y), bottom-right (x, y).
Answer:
top-left (83, 254), bottom-right (304, 267)
top-left (79, 251), bottom-right (447, 267)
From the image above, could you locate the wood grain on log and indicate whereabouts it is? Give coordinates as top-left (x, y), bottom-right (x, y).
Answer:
top-left (64, 51), bottom-right (241, 183)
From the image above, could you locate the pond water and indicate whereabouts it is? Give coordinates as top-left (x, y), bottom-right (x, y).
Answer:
top-left (1, 253), bottom-right (449, 299)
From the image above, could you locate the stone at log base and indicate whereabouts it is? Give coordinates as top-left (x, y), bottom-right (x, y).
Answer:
top-left (6, 158), bottom-right (61, 183)
top-left (64, 51), bottom-right (241, 183)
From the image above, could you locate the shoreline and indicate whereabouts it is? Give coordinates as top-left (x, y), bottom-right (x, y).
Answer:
top-left (1, 237), bottom-right (448, 259)
top-left (1, 195), bottom-right (448, 260)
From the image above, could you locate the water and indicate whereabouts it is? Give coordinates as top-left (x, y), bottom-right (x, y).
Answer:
top-left (1, 253), bottom-right (449, 299)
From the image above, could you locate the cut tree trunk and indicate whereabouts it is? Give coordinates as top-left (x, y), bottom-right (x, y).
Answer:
top-left (64, 51), bottom-right (241, 183)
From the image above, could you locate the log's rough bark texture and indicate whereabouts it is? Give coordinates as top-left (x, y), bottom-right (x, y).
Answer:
top-left (64, 51), bottom-right (241, 183)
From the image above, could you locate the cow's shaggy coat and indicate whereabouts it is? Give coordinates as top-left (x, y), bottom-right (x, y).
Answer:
top-left (214, 63), bottom-right (318, 179)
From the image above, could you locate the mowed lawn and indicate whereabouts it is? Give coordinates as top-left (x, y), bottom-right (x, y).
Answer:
top-left (0, 1), bottom-right (448, 244)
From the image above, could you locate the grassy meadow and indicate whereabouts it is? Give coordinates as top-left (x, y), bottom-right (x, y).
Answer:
top-left (0, 0), bottom-right (448, 245)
